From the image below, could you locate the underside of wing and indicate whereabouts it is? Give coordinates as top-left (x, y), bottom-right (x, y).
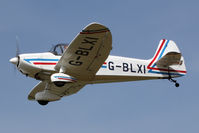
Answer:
top-left (28, 81), bottom-right (85, 101)
top-left (155, 52), bottom-right (182, 68)
top-left (28, 81), bottom-right (46, 100)
top-left (55, 22), bottom-right (112, 81)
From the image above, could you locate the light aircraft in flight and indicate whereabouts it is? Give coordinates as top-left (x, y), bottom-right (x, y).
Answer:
top-left (9, 23), bottom-right (186, 106)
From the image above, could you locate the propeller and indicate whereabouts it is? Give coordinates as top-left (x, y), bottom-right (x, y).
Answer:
top-left (15, 36), bottom-right (21, 67)
top-left (10, 36), bottom-right (21, 71)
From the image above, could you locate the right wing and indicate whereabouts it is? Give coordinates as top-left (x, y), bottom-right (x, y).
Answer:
top-left (55, 23), bottom-right (112, 81)
top-left (28, 81), bottom-right (85, 101)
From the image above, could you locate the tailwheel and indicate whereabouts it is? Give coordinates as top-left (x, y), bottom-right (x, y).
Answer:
top-left (168, 76), bottom-right (180, 87)
top-left (175, 82), bottom-right (180, 87)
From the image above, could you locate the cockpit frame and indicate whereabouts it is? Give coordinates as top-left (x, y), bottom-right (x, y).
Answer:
top-left (49, 43), bottom-right (68, 55)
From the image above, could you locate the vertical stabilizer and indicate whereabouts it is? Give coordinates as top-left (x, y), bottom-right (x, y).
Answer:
top-left (147, 39), bottom-right (186, 77)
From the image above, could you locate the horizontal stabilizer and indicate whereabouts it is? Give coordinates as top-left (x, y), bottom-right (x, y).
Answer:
top-left (155, 52), bottom-right (182, 68)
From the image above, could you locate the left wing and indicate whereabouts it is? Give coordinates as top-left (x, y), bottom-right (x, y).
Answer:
top-left (55, 22), bottom-right (112, 81)
top-left (28, 81), bottom-right (85, 101)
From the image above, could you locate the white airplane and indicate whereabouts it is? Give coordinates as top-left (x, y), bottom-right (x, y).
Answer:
top-left (9, 23), bottom-right (187, 106)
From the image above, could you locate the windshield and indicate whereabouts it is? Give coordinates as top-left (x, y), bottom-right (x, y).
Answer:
top-left (49, 43), bottom-right (68, 55)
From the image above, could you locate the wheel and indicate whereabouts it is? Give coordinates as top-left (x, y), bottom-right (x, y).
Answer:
top-left (175, 83), bottom-right (180, 87)
top-left (38, 100), bottom-right (49, 106)
top-left (54, 81), bottom-right (65, 87)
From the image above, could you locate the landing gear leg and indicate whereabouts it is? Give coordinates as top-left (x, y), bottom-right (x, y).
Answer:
top-left (168, 68), bottom-right (180, 87)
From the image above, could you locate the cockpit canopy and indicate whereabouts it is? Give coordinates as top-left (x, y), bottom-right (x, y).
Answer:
top-left (49, 43), bottom-right (68, 55)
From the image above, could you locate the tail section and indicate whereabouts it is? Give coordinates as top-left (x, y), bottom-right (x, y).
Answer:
top-left (148, 39), bottom-right (186, 77)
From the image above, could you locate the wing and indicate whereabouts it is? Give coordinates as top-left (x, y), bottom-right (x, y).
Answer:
top-left (155, 52), bottom-right (182, 68)
top-left (55, 22), bottom-right (112, 81)
top-left (28, 81), bottom-right (46, 100)
top-left (28, 81), bottom-right (85, 101)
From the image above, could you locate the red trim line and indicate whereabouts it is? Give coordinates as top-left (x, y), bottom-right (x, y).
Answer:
top-left (147, 39), bottom-right (166, 69)
top-left (151, 67), bottom-right (186, 73)
top-left (57, 78), bottom-right (76, 82)
top-left (33, 62), bottom-right (57, 65)
top-left (103, 62), bottom-right (107, 65)
top-left (80, 30), bottom-right (109, 34)
top-left (58, 78), bottom-right (73, 81)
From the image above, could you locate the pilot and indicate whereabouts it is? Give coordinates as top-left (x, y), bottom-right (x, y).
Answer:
top-left (64, 45), bottom-right (68, 49)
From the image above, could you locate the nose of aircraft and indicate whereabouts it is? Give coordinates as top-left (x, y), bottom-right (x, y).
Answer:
top-left (9, 57), bottom-right (18, 65)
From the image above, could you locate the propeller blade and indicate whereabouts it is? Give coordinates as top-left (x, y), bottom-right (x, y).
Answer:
top-left (16, 35), bottom-right (20, 56)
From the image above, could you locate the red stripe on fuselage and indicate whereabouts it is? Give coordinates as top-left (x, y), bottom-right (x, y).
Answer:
top-left (33, 62), bottom-right (57, 65)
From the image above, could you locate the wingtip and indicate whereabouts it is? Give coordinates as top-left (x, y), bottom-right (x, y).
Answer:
top-left (28, 95), bottom-right (35, 101)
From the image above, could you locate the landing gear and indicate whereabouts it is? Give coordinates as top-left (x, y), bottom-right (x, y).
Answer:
top-left (168, 68), bottom-right (180, 87)
top-left (54, 81), bottom-right (65, 87)
top-left (168, 77), bottom-right (180, 87)
top-left (38, 100), bottom-right (49, 106)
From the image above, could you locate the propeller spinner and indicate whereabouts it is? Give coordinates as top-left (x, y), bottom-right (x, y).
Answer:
top-left (9, 57), bottom-right (18, 65)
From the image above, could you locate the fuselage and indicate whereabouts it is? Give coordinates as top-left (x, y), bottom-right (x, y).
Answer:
top-left (14, 52), bottom-right (184, 84)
